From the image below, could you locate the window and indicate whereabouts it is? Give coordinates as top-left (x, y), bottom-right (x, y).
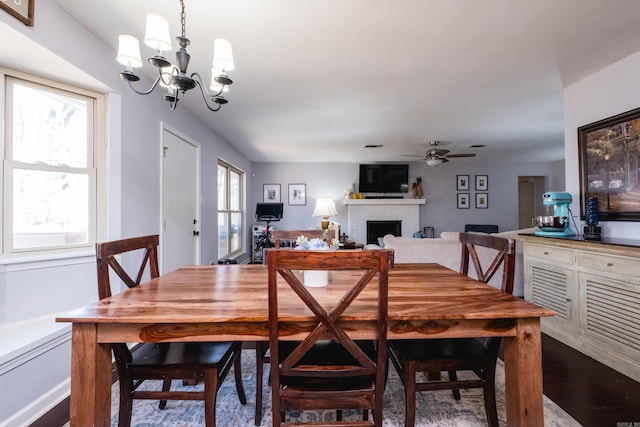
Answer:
top-left (2, 69), bottom-right (103, 254)
top-left (217, 161), bottom-right (243, 258)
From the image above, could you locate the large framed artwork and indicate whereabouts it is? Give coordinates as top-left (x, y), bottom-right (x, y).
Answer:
top-left (0, 0), bottom-right (34, 26)
top-left (578, 107), bottom-right (640, 221)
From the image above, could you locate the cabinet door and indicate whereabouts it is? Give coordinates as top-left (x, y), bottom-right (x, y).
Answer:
top-left (527, 261), bottom-right (578, 333)
top-left (579, 272), bottom-right (640, 363)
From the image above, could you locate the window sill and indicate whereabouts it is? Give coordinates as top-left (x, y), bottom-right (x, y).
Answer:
top-left (0, 248), bottom-right (95, 272)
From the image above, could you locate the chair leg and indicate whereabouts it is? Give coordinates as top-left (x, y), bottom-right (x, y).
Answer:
top-left (118, 381), bottom-right (133, 427)
top-left (448, 371), bottom-right (461, 400)
top-left (159, 378), bottom-right (171, 410)
top-left (234, 347), bottom-right (247, 404)
top-left (483, 364), bottom-right (499, 427)
top-left (403, 361), bottom-right (417, 427)
top-left (203, 369), bottom-right (219, 427)
top-left (255, 342), bottom-right (265, 425)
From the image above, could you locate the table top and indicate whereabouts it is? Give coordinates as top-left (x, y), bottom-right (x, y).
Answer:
top-left (57, 263), bottom-right (553, 325)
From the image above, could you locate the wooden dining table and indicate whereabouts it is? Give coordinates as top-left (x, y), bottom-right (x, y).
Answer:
top-left (57, 262), bottom-right (554, 426)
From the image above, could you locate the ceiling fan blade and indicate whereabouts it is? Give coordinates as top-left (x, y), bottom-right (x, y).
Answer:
top-left (400, 154), bottom-right (426, 157)
top-left (445, 153), bottom-right (476, 158)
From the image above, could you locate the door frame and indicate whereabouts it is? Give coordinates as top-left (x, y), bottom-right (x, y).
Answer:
top-left (159, 122), bottom-right (201, 272)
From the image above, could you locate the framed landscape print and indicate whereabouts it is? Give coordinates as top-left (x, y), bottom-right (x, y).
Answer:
top-left (457, 193), bottom-right (470, 209)
top-left (578, 107), bottom-right (640, 221)
top-left (263, 184), bottom-right (281, 202)
top-left (0, 0), bottom-right (34, 26)
top-left (288, 183), bottom-right (306, 205)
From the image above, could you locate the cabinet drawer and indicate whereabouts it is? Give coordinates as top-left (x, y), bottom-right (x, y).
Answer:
top-left (578, 252), bottom-right (640, 278)
top-left (526, 244), bottom-right (575, 264)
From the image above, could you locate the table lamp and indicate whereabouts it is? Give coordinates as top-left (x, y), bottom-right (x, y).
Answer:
top-left (312, 197), bottom-right (338, 229)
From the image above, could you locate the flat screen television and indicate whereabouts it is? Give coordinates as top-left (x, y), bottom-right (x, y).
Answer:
top-left (255, 202), bottom-right (283, 221)
top-left (358, 164), bottom-right (409, 193)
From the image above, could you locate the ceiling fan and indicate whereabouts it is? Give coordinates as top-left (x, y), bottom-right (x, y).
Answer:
top-left (403, 141), bottom-right (476, 167)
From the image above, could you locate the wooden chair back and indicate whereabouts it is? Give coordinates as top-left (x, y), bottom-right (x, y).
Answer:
top-left (271, 229), bottom-right (326, 248)
top-left (459, 232), bottom-right (516, 294)
top-left (265, 248), bottom-right (390, 426)
top-left (96, 234), bottom-right (160, 299)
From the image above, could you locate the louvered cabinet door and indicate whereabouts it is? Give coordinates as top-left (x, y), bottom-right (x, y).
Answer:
top-left (579, 272), bottom-right (640, 380)
top-left (526, 260), bottom-right (578, 334)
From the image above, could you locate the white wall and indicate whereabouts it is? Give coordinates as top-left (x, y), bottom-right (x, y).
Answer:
top-left (564, 50), bottom-right (640, 239)
top-left (0, 2), bottom-right (253, 425)
top-left (251, 160), bottom-right (555, 240)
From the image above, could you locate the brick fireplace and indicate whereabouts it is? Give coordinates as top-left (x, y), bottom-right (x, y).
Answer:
top-left (344, 199), bottom-right (425, 244)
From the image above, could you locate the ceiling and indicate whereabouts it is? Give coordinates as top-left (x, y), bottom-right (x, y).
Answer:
top-left (52, 0), bottom-right (640, 164)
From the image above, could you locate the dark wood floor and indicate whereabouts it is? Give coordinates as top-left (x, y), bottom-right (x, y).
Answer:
top-left (31, 334), bottom-right (640, 426)
top-left (541, 334), bottom-right (640, 427)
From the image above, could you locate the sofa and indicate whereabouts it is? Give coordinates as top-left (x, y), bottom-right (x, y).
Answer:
top-left (378, 228), bottom-right (536, 297)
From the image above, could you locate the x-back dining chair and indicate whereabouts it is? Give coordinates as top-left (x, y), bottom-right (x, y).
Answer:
top-left (254, 228), bottom-right (327, 425)
top-left (265, 248), bottom-right (390, 426)
top-left (96, 234), bottom-right (246, 427)
top-left (387, 232), bottom-right (516, 427)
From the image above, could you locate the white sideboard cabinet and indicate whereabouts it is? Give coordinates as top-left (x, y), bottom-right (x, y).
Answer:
top-left (521, 234), bottom-right (640, 382)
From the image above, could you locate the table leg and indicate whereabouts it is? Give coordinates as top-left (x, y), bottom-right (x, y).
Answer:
top-left (69, 323), bottom-right (112, 427)
top-left (503, 317), bottom-right (544, 426)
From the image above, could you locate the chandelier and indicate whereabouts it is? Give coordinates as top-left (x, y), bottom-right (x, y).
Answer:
top-left (115, 0), bottom-right (234, 111)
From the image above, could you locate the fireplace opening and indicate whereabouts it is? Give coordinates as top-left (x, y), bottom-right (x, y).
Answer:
top-left (366, 220), bottom-right (401, 245)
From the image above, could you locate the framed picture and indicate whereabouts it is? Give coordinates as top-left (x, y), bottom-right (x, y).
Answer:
top-left (456, 175), bottom-right (470, 191)
top-left (263, 184), bottom-right (281, 202)
top-left (288, 183), bottom-right (306, 205)
top-left (475, 175), bottom-right (488, 191)
top-left (457, 193), bottom-right (470, 209)
top-left (0, 0), bottom-right (34, 26)
top-left (578, 107), bottom-right (640, 221)
top-left (476, 193), bottom-right (488, 209)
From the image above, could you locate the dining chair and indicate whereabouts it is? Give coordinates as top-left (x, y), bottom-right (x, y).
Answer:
top-left (387, 232), bottom-right (516, 427)
top-left (254, 228), bottom-right (327, 425)
top-left (96, 234), bottom-right (246, 427)
top-left (265, 248), bottom-right (390, 426)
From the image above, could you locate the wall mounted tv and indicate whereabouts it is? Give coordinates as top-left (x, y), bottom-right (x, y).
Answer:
top-left (358, 164), bottom-right (409, 193)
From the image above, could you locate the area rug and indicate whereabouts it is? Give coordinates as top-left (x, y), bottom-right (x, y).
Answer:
top-left (66, 349), bottom-right (581, 426)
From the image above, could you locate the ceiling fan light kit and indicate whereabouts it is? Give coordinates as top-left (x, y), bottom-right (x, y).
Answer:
top-left (116, 0), bottom-right (234, 111)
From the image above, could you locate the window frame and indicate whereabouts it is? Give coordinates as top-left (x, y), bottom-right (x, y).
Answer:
top-left (1, 67), bottom-right (105, 256)
top-left (217, 160), bottom-right (244, 259)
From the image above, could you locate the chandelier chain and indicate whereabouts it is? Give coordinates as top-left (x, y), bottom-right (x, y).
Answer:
top-left (180, 0), bottom-right (186, 38)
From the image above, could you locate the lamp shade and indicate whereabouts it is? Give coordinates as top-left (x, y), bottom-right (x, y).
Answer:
top-left (312, 197), bottom-right (338, 217)
top-left (212, 38), bottom-right (235, 71)
top-left (117, 34), bottom-right (142, 67)
top-left (144, 13), bottom-right (172, 51)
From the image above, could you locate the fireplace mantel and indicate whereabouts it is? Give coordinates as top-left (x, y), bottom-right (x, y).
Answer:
top-left (344, 199), bottom-right (425, 206)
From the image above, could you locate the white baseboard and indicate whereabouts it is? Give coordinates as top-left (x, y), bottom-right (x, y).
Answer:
top-left (0, 378), bottom-right (70, 427)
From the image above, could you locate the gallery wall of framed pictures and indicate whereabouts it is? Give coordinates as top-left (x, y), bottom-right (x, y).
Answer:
top-left (263, 183), bottom-right (309, 206)
top-left (456, 174), bottom-right (489, 209)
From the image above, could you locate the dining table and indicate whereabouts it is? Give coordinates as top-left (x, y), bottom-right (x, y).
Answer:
top-left (56, 262), bottom-right (554, 426)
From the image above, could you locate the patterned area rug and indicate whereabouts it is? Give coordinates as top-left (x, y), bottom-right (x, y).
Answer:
top-left (66, 349), bottom-right (581, 426)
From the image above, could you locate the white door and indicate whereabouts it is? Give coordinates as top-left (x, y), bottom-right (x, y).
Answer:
top-left (161, 127), bottom-right (200, 273)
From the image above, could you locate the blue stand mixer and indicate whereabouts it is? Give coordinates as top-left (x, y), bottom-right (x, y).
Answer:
top-left (534, 191), bottom-right (576, 237)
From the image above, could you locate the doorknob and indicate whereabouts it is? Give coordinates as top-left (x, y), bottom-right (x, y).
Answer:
top-left (193, 230), bottom-right (200, 236)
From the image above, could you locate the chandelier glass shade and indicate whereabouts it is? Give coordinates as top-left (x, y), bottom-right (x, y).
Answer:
top-left (116, 0), bottom-right (234, 111)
